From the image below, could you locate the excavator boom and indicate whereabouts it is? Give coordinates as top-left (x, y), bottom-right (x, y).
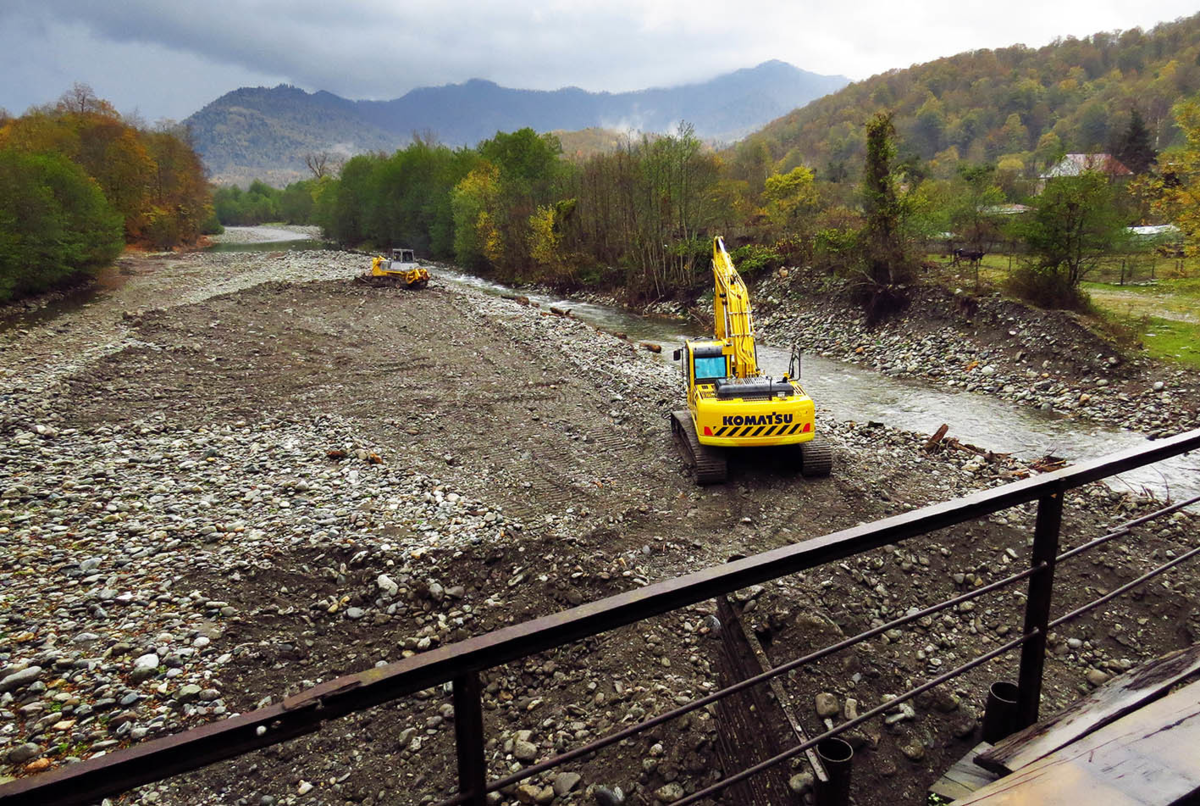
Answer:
top-left (711, 237), bottom-right (759, 379)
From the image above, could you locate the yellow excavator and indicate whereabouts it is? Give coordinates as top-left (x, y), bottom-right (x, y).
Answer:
top-left (671, 237), bottom-right (831, 484)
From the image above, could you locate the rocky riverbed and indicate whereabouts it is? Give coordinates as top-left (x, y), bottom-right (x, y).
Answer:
top-left (753, 270), bottom-right (1200, 437)
top-left (1, 245), bottom-right (1198, 806)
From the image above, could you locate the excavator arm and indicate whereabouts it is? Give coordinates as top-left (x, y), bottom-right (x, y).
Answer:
top-left (711, 236), bottom-right (759, 379)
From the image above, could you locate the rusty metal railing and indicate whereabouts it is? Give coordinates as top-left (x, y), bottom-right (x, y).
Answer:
top-left (2, 428), bottom-right (1198, 806)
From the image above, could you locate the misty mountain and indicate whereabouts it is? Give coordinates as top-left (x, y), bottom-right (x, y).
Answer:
top-left (186, 61), bottom-right (848, 185)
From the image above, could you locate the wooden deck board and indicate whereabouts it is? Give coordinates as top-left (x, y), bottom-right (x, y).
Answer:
top-left (929, 742), bottom-right (999, 801)
top-left (976, 643), bottom-right (1200, 775)
top-left (956, 680), bottom-right (1200, 805)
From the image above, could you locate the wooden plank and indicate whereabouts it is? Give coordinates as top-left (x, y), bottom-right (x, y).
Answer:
top-left (712, 596), bottom-right (802, 805)
top-left (956, 680), bottom-right (1200, 805)
top-left (929, 742), bottom-right (999, 801)
top-left (977, 643), bottom-right (1200, 775)
top-left (729, 596), bottom-right (828, 785)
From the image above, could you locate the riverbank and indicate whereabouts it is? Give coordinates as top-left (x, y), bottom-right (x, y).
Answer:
top-left (751, 268), bottom-right (1200, 438)
top-left (1, 246), bottom-right (1198, 806)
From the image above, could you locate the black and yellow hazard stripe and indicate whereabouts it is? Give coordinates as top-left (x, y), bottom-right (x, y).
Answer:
top-left (712, 423), bottom-right (805, 438)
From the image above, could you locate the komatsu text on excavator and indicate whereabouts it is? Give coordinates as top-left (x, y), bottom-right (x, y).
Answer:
top-left (671, 237), bottom-right (832, 484)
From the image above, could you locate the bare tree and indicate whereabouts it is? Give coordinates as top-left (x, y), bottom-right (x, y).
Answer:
top-left (304, 152), bottom-right (333, 179)
top-left (411, 129), bottom-right (440, 148)
top-left (57, 82), bottom-right (105, 115)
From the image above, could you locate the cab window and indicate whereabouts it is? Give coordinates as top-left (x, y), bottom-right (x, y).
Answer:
top-left (693, 355), bottom-right (727, 382)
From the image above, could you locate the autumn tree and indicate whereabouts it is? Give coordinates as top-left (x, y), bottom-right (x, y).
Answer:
top-left (451, 163), bottom-right (502, 270)
top-left (1010, 172), bottom-right (1125, 308)
top-left (0, 149), bottom-right (123, 301)
top-left (0, 86), bottom-right (211, 252)
top-left (762, 166), bottom-right (819, 236)
top-left (1155, 99), bottom-right (1200, 254)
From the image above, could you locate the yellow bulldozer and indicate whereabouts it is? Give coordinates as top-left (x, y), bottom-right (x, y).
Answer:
top-left (362, 248), bottom-right (430, 289)
top-left (671, 237), bottom-right (831, 484)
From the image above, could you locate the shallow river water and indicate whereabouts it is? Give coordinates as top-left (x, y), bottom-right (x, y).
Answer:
top-left (439, 267), bottom-right (1200, 501)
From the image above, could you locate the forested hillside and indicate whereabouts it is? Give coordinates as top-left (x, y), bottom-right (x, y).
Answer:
top-left (185, 85), bottom-right (403, 187)
top-left (0, 84), bottom-right (214, 301)
top-left (213, 13), bottom-right (1200, 320)
top-left (730, 13), bottom-right (1200, 182)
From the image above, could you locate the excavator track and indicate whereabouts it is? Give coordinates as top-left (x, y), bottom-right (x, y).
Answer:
top-left (671, 410), bottom-right (727, 485)
top-left (799, 437), bottom-right (833, 477)
top-left (355, 275), bottom-right (428, 290)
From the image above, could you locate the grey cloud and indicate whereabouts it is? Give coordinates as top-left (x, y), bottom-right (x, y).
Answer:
top-left (2, 0), bottom-right (1198, 121)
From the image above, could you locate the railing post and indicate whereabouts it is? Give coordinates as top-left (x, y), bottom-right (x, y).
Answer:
top-left (1017, 491), bottom-right (1064, 728)
top-left (453, 672), bottom-right (487, 806)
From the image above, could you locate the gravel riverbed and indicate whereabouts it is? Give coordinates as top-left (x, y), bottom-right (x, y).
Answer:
top-left (1, 246), bottom-right (1197, 806)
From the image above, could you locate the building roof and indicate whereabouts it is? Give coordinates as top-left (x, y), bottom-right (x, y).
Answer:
top-left (1128, 224), bottom-right (1181, 238)
top-left (1040, 153), bottom-right (1133, 179)
top-left (981, 203), bottom-right (1032, 215)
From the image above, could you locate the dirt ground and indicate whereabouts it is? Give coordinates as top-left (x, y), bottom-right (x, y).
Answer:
top-left (4, 254), bottom-right (1199, 806)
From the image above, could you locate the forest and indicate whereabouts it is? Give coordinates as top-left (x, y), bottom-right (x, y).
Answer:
top-left (203, 13), bottom-right (1200, 316)
top-left (0, 85), bottom-right (215, 302)
top-left (729, 13), bottom-right (1200, 186)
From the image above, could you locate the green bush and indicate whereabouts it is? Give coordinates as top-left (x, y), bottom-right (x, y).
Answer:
top-left (1003, 264), bottom-right (1091, 311)
top-left (729, 244), bottom-right (783, 277)
top-left (199, 210), bottom-right (224, 235)
top-left (0, 149), bottom-right (123, 302)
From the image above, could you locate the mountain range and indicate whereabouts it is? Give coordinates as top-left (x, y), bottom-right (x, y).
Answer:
top-left (184, 61), bottom-right (849, 185)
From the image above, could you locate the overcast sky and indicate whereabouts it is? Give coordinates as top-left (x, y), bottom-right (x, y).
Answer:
top-left (2, 0), bottom-right (1197, 123)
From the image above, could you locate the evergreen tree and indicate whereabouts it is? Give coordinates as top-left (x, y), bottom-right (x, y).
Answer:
top-left (1113, 108), bottom-right (1157, 173)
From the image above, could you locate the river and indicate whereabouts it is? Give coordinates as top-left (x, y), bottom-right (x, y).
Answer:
top-left (7, 225), bottom-right (1197, 500)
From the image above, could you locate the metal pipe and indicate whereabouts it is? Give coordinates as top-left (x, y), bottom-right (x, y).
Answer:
top-left (1055, 492), bottom-right (1200, 564)
top-left (453, 673), bottom-right (486, 806)
top-left (981, 681), bottom-right (1021, 743)
top-left (484, 562), bottom-right (1044, 794)
top-left (813, 739), bottom-right (853, 806)
top-left (1017, 492), bottom-right (1064, 727)
top-left (1050, 541), bottom-right (1200, 630)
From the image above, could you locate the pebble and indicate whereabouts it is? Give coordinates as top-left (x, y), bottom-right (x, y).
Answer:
top-left (6, 743), bottom-right (42, 765)
top-left (0, 666), bottom-right (43, 693)
top-left (788, 772), bottom-right (814, 794)
top-left (655, 782), bottom-right (685, 803)
top-left (815, 692), bottom-right (840, 718)
top-left (553, 772), bottom-right (581, 796)
top-left (898, 735), bottom-right (926, 761)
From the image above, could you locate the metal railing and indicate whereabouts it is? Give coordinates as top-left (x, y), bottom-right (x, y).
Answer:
top-left (2, 428), bottom-right (1198, 806)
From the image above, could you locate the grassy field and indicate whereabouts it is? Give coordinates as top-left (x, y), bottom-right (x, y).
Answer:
top-left (924, 251), bottom-right (1200, 370)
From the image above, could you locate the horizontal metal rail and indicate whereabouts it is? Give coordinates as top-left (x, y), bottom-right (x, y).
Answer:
top-left (1056, 491), bottom-right (1200, 563)
top-left (482, 561), bottom-right (1047, 796)
top-left (2, 428), bottom-right (1198, 806)
top-left (674, 630), bottom-right (1040, 806)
